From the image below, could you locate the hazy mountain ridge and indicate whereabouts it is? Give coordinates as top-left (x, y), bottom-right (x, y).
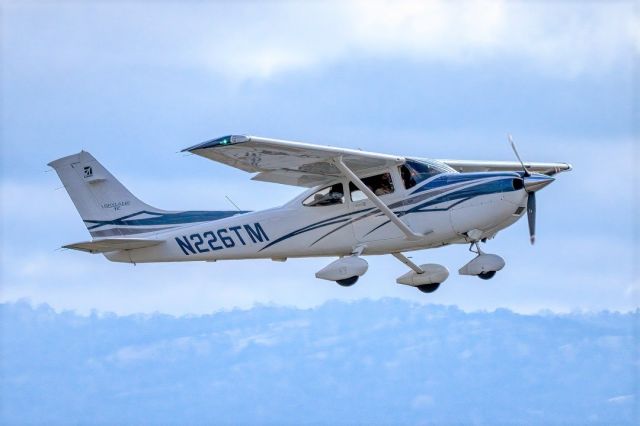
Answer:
top-left (1, 299), bottom-right (637, 425)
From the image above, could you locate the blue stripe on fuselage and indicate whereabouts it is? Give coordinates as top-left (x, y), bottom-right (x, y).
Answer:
top-left (408, 176), bottom-right (519, 212)
top-left (84, 210), bottom-right (250, 230)
top-left (411, 172), bottom-right (519, 194)
top-left (260, 176), bottom-right (521, 250)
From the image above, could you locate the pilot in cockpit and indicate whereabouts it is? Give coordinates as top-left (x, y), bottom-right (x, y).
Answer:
top-left (310, 183), bottom-right (344, 206)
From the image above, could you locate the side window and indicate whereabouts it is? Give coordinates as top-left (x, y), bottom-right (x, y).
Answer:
top-left (400, 164), bottom-right (417, 189)
top-left (349, 173), bottom-right (394, 201)
top-left (303, 183), bottom-right (345, 207)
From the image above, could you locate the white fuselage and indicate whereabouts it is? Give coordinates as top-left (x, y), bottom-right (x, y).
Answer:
top-left (105, 171), bottom-right (528, 264)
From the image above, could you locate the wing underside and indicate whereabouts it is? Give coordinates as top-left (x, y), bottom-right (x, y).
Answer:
top-left (182, 135), bottom-right (404, 187)
top-left (437, 159), bottom-right (572, 175)
top-left (183, 135), bottom-right (572, 187)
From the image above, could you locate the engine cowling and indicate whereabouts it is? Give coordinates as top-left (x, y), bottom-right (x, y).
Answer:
top-left (396, 264), bottom-right (449, 287)
top-left (315, 256), bottom-right (369, 282)
top-left (458, 253), bottom-right (505, 276)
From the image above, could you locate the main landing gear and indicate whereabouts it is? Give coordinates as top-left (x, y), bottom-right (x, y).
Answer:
top-left (416, 283), bottom-right (441, 293)
top-left (336, 276), bottom-right (359, 287)
top-left (392, 252), bottom-right (449, 293)
top-left (315, 252), bottom-right (369, 287)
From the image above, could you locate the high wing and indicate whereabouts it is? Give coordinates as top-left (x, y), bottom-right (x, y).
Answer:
top-left (182, 135), bottom-right (572, 186)
top-left (182, 135), bottom-right (404, 187)
top-left (437, 159), bottom-right (572, 176)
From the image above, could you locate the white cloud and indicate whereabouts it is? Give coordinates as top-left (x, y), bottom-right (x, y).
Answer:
top-left (607, 394), bottom-right (635, 404)
top-left (4, 1), bottom-right (637, 81)
top-left (411, 393), bottom-right (435, 409)
top-left (107, 335), bottom-right (212, 364)
top-left (197, 1), bottom-right (639, 80)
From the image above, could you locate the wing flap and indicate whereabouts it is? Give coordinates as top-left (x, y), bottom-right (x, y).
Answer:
top-left (437, 160), bottom-right (572, 175)
top-left (63, 238), bottom-right (163, 254)
top-left (251, 170), bottom-right (336, 187)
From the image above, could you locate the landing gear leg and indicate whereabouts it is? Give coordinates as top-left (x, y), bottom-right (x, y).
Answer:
top-left (469, 240), bottom-right (483, 255)
top-left (458, 241), bottom-right (505, 279)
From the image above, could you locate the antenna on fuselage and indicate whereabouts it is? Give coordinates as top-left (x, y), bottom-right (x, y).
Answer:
top-left (225, 195), bottom-right (242, 212)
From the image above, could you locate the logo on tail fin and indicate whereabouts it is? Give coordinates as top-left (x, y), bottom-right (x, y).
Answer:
top-left (83, 166), bottom-right (93, 178)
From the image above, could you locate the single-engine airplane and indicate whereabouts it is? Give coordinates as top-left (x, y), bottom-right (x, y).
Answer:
top-left (49, 135), bottom-right (571, 293)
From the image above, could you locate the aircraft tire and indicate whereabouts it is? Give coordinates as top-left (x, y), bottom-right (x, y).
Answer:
top-left (478, 271), bottom-right (497, 280)
top-left (417, 283), bottom-right (441, 293)
top-left (336, 276), bottom-right (359, 286)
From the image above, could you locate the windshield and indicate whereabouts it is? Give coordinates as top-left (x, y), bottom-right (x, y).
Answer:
top-left (399, 159), bottom-right (456, 189)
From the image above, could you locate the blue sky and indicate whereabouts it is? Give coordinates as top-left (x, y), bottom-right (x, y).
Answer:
top-left (1, 1), bottom-right (639, 314)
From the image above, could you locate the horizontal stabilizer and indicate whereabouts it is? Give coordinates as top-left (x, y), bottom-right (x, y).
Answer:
top-left (63, 238), bottom-right (163, 254)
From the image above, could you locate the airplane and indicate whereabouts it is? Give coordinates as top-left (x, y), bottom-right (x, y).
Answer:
top-left (49, 134), bottom-right (571, 293)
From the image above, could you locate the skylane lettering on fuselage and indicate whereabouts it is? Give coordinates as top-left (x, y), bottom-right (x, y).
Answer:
top-left (175, 223), bottom-right (269, 255)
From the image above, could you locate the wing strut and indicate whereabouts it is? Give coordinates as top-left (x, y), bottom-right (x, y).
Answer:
top-left (332, 157), bottom-right (423, 241)
top-left (391, 252), bottom-right (425, 274)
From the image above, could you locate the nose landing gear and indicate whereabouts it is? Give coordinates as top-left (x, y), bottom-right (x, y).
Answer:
top-left (478, 271), bottom-right (497, 280)
top-left (459, 242), bottom-right (505, 280)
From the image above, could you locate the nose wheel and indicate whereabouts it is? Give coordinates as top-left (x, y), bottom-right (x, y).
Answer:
top-left (477, 271), bottom-right (496, 280)
top-left (458, 241), bottom-right (505, 280)
top-left (472, 243), bottom-right (497, 280)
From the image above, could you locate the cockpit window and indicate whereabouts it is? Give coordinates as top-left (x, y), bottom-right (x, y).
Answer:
top-left (349, 172), bottom-right (394, 201)
top-left (399, 159), bottom-right (455, 189)
top-left (303, 183), bottom-right (345, 207)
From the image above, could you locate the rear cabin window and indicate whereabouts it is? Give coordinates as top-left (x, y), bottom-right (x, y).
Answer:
top-left (303, 183), bottom-right (345, 207)
top-left (349, 172), bottom-right (394, 202)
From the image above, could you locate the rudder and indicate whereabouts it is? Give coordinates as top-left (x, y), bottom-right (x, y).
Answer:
top-left (49, 151), bottom-right (166, 237)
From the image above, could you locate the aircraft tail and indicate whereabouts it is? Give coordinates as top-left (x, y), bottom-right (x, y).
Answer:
top-left (49, 151), bottom-right (247, 239)
top-left (49, 151), bottom-right (169, 238)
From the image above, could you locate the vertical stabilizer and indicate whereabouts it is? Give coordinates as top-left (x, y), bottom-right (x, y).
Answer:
top-left (48, 151), bottom-right (166, 237)
top-left (49, 151), bottom-right (247, 239)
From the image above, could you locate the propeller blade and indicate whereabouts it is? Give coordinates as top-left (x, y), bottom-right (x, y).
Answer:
top-left (508, 134), bottom-right (530, 177)
top-left (527, 192), bottom-right (536, 245)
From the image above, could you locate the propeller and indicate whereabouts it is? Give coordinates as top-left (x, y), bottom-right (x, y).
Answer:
top-left (527, 191), bottom-right (536, 245)
top-left (508, 134), bottom-right (553, 245)
top-left (508, 134), bottom-right (530, 177)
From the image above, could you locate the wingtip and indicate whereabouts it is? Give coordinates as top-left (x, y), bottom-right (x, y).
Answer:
top-left (181, 135), bottom-right (251, 153)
